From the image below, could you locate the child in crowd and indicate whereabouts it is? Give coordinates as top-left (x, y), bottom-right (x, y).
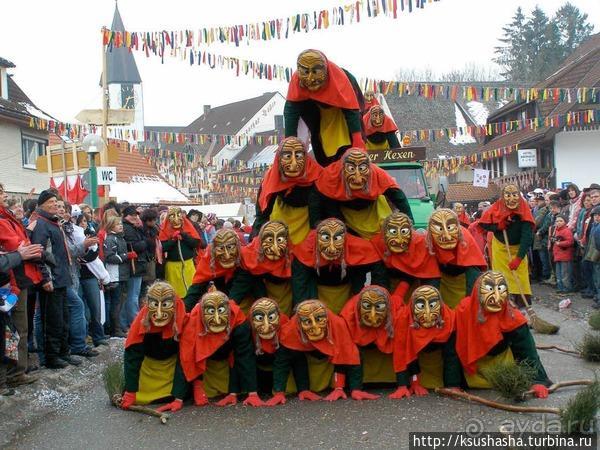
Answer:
top-left (551, 214), bottom-right (574, 293)
top-left (586, 207), bottom-right (600, 308)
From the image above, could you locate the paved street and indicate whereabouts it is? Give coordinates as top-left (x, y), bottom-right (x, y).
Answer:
top-left (4, 285), bottom-right (599, 450)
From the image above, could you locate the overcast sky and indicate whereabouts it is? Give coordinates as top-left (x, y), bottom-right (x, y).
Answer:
top-left (2, 0), bottom-right (599, 126)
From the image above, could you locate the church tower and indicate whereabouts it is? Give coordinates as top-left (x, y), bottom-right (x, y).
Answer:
top-left (106, 2), bottom-right (144, 138)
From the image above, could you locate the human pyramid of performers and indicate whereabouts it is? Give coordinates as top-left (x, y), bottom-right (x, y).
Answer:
top-left (121, 49), bottom-right (551, 412)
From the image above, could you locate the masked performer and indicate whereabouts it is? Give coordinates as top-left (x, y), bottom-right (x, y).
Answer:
top-left (362, 105), bottom-right (400, 151)
top-left (478, 184), bottom-right (535, 301)
top-left (252, 137), bottom-right (321, 245)
top-left (229, 221), bottom-right (293, 315)
top-left (427, 209), bottom-right (487, 309)
top-left (183, 229), bottom-right (241, 312)
top-left (313, 148), bottom-right (412, 239)
top-left (121, 281), bottom-right (188, 412)
top-left (284, 49), bottom-right (365, 166)
top-left (339, 286), bottom-right (397, 386)
top-left (390, 286), bottom-right (461, 399)
top-left (267, 299), bottom-right (374, 405)
top-left (453, 203), bottom-right (471, 227)
top-left (363, 89), bottom-right (380, 112)
top-left (179, 288), bottom-right (263, 406)
top-left (455, 271), bottom-right (551, 396)
top-left (292, 218), bottom-right (387, 314)
top-left (159, 207), bottom-right (202, 298)
top-left (371, 212), bottom-right (441, 302)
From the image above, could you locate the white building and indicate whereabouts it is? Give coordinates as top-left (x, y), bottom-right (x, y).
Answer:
top-left (0, 57), bottom-right (54, 196)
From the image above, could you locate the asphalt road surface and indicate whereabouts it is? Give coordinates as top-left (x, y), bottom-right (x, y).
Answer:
top-left (6, 288), bottom-right (599, 450)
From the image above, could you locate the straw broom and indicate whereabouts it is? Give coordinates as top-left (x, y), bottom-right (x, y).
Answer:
top-left (102, 361), bottom-right (169, 424)
top-left (502, 229), bottom-right (559, 334)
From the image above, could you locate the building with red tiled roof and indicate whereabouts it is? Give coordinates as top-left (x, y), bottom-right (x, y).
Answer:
top-left (476, 33), bottom-right (600, 191)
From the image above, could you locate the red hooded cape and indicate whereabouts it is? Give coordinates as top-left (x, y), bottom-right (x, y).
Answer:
top-left (287, 56), bottom-right (360, 110)
top-left (179, 300), bottom-right (246, 382)
top-left (457, 211), bottom-right (472, 227)
top-left (191, 247), bottom-right (237, 284)
top-left (279, 308), bottom-right (360, 365)
top-left (250, 313), bottom-right (290, 355)
top-left (257, 143), bottom-right (322, 212)
top-left (293, 229), bottom-right (381, 269)
top-left (125, 297), bottom-right (187, 348)
top-left (315, 152), bottom-right (398, 202)
top-left (362, 110), bottom-right (398, 137)
top-left (240, 237), bottom-right (292, 279)
top-left (158, 216), bottom-right (202, 243)
top-left (0, 207), bottom-right (42, 286)
top-left (455, 283), bottom-right (528, 374)
top-left (364, 97), bottom-right (380, 112)
top-left (431, 227), bottom-right (487, 269)
top-left (339, 289), bottom-right (396, 354)
top-left (479, 197), bottom-right (535, 229)
top-left (371, 231), bottom-right (441, 279)
top-left (392, 304), bottom-right (455, 372)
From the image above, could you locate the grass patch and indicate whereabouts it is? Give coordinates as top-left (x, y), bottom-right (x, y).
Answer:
top-left (588, 312), bottom-right (600, 331)
top-left (577, 333), bottom-right (600, 362)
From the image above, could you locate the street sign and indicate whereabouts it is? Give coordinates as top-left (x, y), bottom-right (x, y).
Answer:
top-left (367, 146), bottom-right (426, 164)
top-left (96, 166), bottom-right (117, 185)
top-left (517, 149), bottom-right (537, 168)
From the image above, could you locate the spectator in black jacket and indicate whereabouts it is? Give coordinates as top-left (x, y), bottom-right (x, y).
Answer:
top-left (120, 205), bottom-right (148, 332)
top-left (140, 208), bottom-right (159, 296)
top-left (30, 190), bottom-right (81, 369)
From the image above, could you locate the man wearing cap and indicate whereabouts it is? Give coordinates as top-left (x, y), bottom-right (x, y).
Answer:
top-left (121, 205), bottom-right (150, 332)
top-left (30, 190), bottom-right (81, 369)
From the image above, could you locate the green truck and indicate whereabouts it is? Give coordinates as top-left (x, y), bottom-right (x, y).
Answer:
top-left (368, 147), bottom-right (434, 230)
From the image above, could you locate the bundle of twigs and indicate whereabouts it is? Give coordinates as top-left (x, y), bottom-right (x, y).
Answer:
top-left (102, 361), bottom-right (169, 424)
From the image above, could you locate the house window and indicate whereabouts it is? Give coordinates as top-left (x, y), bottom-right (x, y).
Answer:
top-left (21, 135), bottom-right (47, 169)
top-left (121, 84), bottom-right (135, 109)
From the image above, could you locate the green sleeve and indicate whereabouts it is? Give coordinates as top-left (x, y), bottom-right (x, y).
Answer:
top-left (370, 262), bottom-right (391, 290)
top-left (442, 333), bottom-right (462, 388)
top-left (184, 282), bottom-right (207, 312)
top-left (348, 265), bottom-right (369, 295)
top-left (228, 269), bottom-right (259, 304)
top-left (308, 186), bottom-right (324, 229)
top-left (336, 364), bottom-right (363, 390)
top-left (161, 239), bottom-right (177, 253)
top-left (341, 108), bottom-right (362, 134)
top-left (170, 358), bottom-right (189, 399)
top-left (272, 347), bottom-right (294, 392)
top-left (506, 324), bottom-right (551, 386)
top-left (251, 188), bottom-right (272, 238)
top-left (384, 188), bottom-right (414, 221)
top-left (424, 278), bottom-right (441, 289)
top-left (395, 371), bottom-right (410, 387)
top-left (479, 223), bottom-right (498, 233)
top-left (465, 267), bottom-right (481, 294)
top-left (517, 222), bottom-right (534, 259)
top-left (290, 350), bottom-right (311, 392)
top-left (292, 259), bottom-right (318, 307)
top-left (387, 132), bottom-right (400, 148)
top-left (284, 101), bottom-right (301, 137)
top-left (181, 233), bottom-right (201, 252)
top-left (231, 322), bottom-right (258, 393)
top-left (123, 344), bottom-right (145, 392)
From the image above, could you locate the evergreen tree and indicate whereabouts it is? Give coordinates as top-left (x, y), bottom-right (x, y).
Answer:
top-left (554, 2), bottom-right (595, 57)
top-left (494, 3), bottom-right (594, 84)
top-left (494, 8), bottom-right (529, 82)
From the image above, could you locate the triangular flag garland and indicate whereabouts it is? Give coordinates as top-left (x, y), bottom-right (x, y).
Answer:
top-left (103, 31), bottom-right (600, 105)
top-left (103, 0), bottom-right (439, 49)
top-left (28, 108), bottom-right (599, 152)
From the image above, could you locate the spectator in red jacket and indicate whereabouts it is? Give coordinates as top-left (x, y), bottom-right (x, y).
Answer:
top-left (551, 214), bottom-right (574, 293)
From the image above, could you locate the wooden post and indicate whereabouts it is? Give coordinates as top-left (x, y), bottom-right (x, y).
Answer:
top-left (101, 28), bottom-right (109, 203)
top-left (60, 141), bottom-right (68, 200)
top-left (46, 143), bottom-right (53, 188)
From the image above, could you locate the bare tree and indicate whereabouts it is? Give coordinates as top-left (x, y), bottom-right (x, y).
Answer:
top-left (395, 63), bottom-right (502, 83)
